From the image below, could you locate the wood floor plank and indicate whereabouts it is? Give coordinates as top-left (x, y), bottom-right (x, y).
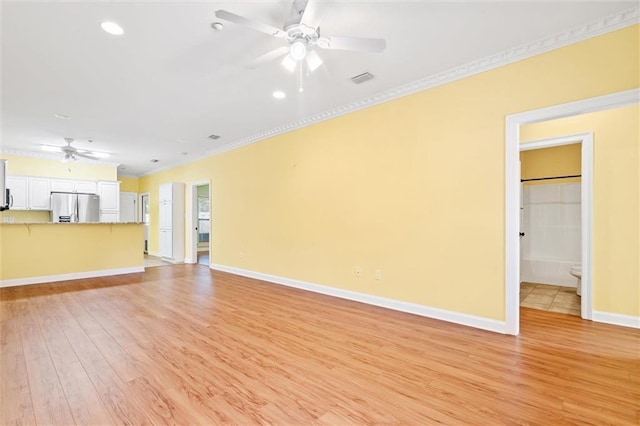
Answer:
top-left (1, 265), bottom-right (639, 425)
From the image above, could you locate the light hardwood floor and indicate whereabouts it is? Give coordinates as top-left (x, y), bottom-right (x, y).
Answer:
top-left (1, 265), bottom-right (639, 425)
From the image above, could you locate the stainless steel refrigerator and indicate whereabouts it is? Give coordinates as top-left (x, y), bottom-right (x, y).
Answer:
top-left (50, 192), bottom-right (100, 223)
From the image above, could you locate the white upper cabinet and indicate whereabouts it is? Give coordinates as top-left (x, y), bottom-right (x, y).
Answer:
top-left (6, 175), bottom-right (118, 212)
top-left (75, 180), bottom-right (97, 194)
top-left (50, 179), bottom-right (97, 194)
top-left (28, 177), bottom-right (51, 210)
top-left (159, 183), bottom-right (173, 203)
top-left (97, 181), bottom-right (120, 222)
top-left (98, 181), bottom-right (120, 211)
top-left (50, 179), bottom-right (75, 192)
top-left (6, 176), bottom-right (27, 209)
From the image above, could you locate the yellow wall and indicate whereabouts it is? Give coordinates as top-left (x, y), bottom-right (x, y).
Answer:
top-left (520, 144), bottom-right (582, 185)
top-left (140, 25), bottom-right (639, 321)
top-left (119, 176), bottom-right (139, 193)
top-left (0, 223), bottom-right (143, 281)
top-left (521, 105), bottom-right (639, 317)
top-left (0, 154), bottom-right (117, 180)
top-left (0, 210), bottom-right (50, 223)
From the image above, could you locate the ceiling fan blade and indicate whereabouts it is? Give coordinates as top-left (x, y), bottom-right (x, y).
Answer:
top-left (297, 0), bottom-right (320, 28)
top-left (247, 46), bottom-right (290, 69)
top-left (214, 10), bottom-right (288, 39)
top-left (75, 151), bottom-right (99, 160)
top-left (318, 36), bottom-right (386, 53)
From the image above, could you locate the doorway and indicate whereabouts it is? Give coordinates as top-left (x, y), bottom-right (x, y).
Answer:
top-left (120, 192), bottom-right (137, 223)
top-left (519, 141), bottom-right (584, 317)
top-left (504, 89), bottom-right (638, 335)
top-left (188, 181), bottom-right (211, 266)
top-left (140, 192), bottom-right (150, 253)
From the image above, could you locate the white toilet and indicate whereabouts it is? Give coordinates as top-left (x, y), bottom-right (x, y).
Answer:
top-left (570, 265), bottom-right (582, 296)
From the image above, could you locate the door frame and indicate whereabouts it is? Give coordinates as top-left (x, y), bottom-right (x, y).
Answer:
top-left (520, 133), bottom-right (593, 322)
top-left (187, 180), bottom-right (211, 264)
top-left (504, 88), bottom-right (639, 335)
top-left (139, 192), bottom-right (150, 253)
top-left (119, 191), bottom-right (138, 223)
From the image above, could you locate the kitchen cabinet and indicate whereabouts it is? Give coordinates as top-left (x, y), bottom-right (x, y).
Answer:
top-left (51, 179), bottom-right (97, 194)
top-left (158, 182), bottom-right (184, 262)
top-left (6, 176), bottom-right (27, 209)
top-left (6, 175), bottom-right (51, 210)
top-left (98, 181), bottom-right (120, 222)
top-left (28, 177), bottom-right (51, 210)
top-left (5, 175), bottom-right (118, 212)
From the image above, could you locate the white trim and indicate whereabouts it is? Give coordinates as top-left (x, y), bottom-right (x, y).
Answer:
top-left (505, 88), bottom-right (640, 335)
top-left (592, 311), bottom-right (640, 329)
top-left (140, 6), bottom-right (639, 177)
top-left (519, 133), bottom-right (594, 321)
top-left (211, 264), bottom-right (507, 334)
top-left (0, 266), bottom-right (144, 288)
top-left (148, 250), bottom-right (160, 257)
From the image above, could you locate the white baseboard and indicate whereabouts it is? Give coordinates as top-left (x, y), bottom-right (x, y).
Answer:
top-left (0, 266), bottom-right (145, 288)
top-left (148, 251), bottom-right (160, 257)
top-left (211, 264), bottom-right (507, 334)
top-left (184, 257), bottom-right (195, 264)
top-left (592, 311), bottom-right (640, 329)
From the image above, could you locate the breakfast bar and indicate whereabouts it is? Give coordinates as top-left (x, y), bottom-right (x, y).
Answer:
top-left (0, 222), bottom-right (144, 287)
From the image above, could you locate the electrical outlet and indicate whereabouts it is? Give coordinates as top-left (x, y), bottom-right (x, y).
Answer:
top-left (375, 269), bottom-right (382, 280)
top-left (2, 216), bottom-right (14, 223)
top-left (355, 266), bottom-right (362, 277)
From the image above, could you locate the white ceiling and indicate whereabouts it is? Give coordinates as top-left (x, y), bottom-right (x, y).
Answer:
top-left (1, 1), bottom-right (635, 175)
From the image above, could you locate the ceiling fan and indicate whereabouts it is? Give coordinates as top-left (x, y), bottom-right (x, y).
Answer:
top-left (214, 0), bottom-right (386, 74)
top-left (41, 138), bottom-right (110, 163)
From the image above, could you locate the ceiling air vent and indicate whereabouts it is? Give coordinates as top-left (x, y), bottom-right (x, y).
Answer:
top-left (350, 72), bottom-right (374, 84)
top-left (208, 134), bottom-right (221, 140)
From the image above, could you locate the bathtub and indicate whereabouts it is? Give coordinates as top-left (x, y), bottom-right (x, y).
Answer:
top-left (520, 258), bottom-right (578, 287)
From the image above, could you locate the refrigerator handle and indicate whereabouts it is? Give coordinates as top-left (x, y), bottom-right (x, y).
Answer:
top-left (76, 198), bottom-right (80, 222)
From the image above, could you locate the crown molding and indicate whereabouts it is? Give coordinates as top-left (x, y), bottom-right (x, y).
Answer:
top-left (0, 148), bottom-right (120, 167)
top-left (136, 6), bottom-right (638, 178)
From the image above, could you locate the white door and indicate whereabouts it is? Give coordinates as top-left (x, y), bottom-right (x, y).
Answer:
top-left (119, 192), bottom-right (137, 222)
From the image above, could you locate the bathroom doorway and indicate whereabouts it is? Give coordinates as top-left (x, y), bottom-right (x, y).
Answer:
top-left (188, 180), bottom-right (211, 266)
top-left (140, 192), bottom-right (150, 253)
top-left (519, 142), bottom-right (583, 316)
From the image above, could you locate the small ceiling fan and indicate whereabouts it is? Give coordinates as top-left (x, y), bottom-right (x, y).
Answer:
top-left (41, 138), bottom-right (110, 163)
top-left (214, 0), bottom-right (386, 74)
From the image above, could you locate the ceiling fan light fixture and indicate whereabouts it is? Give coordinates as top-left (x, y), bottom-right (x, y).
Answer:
top-left (281, 54), bottom-right (297, 73)
top-left (306, 50), bottom-right (323, 72)
top-left (290, 40), bottom-right (307, 61)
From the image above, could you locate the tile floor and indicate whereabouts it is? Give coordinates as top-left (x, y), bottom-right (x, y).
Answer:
top-left (520, 282), bottom-right (581, 316)
top-left (143, 254), bottom-right (173, 268)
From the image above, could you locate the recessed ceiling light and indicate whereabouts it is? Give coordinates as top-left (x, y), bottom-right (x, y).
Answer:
top-left (273, 90), bottom-right (286, 99)
top-left (101, 21), bottom-right (124, 36)
top-left (211, 22), bottom-right (224, 31)
top-left (53, 113), bottom-right (71, 120)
